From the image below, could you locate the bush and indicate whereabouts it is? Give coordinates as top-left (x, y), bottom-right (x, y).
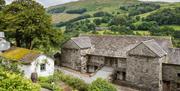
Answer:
top-left (137, 21), bottom-right (158, 30)
top-left (146, 8), bottom-right (180, 25)
top-left (0, 67), bottom-right (40, 91)
top-left (56, 14), bottom-right (91, 27)
top-left (38, 77), bottom-right (62, 91)
top-left (88, 78), bottom-right (117, 91)
top-left (93, 11), bottom-right (112, 17)
top-left (66, 8), bottom-right (87, 14)
top-left (47, 6), bottom-right (66, 14)
top-left (121, 2), bottom-right (160, 16)
top-left (53, 71), bottom-right (88, 91)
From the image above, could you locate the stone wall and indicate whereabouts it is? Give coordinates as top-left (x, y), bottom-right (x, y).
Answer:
top-left (88, 55), bottom-right (105, 65)
top-left (61, 48), bottom-right (81, 71)
top-left (117, 58), bottom-right (127, 69)
top-left (126, 56), bottom-right (163, 91)
top-left (162, 64), bottom-right (180, 91)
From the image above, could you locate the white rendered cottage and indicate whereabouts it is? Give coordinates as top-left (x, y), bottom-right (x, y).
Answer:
top-left (0, 32), bottom-right (54, 78)
top-left (1, 47), bottom-right (54, 78)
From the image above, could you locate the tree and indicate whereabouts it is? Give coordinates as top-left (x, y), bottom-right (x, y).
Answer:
top-left (1, 0), bottom-right (61, 51)
top-left (110, 15), bottom-right (129, 26)
top-left (0, 0), bottom-right (5, 11)
top-left (88, 78), bottom-right (117, 91)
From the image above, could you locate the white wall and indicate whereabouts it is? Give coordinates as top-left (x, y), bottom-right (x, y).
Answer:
top-left (20, 55), bottom-right (54, 78)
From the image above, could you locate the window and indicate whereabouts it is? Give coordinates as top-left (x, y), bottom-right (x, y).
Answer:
top-left (177, 73), bottom-right (180, 77)
top-left (40, 64), bottom-right (46, 71)
top-left (177, 83), bottom-right (180, 88)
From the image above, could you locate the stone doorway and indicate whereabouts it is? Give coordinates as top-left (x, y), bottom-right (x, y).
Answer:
top-left (115, 71), bottom-right (126, 81)
top-left (163, 81), bottom-right (170, 91)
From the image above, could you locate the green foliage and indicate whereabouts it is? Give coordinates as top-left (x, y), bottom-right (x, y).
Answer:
top-left (38, 77), bottom-right (62, 91)
top-left (0, 0), bottom-right (64, 54)
top-left (136, 21), bottom-right (158, 30)
top-left (47, 6), bottom-right (66, 14)
top-left (0, 58), bottom-right (21, 74)
top-left (88, 78), bottom-right (117, 91)
top-left (0, 0), bottom-right (5, 11)
top-left (110, 25), bottom-right (133, 35)
top-left (52, 71), bottom-right (88, 91)
top-left (1, 0), bottom-right (51, 49)
top-left (120, 2), bottom-right (160, 16)
top-left (0, 65), bottom-right (40, 91)
top-left (93, 11), bottom-right (112, 17)
top-left (56, 14), bottom-right (91, 27)
top-left (146, 7), bottom-right (180, 25)
top-left (110, 15), bottom-right (132, 26)
top-left (66, 8), bottom-right (87, 14)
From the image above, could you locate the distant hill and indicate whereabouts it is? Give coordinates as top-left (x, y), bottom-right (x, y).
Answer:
top-left (48, 0), bottom-right (139, 23)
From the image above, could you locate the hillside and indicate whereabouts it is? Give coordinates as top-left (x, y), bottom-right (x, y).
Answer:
top-left (48, 0), bottom-right (139, 23)
top-left (48, 0), bottom-right (180, 48)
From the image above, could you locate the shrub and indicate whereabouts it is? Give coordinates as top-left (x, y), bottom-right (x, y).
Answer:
top-left (0, 67), bottom-right (40, 91)
top-left (146, 8), bottom-right (180, 25)
top-left (66, 8), bottom-right (87, 14)
top-left (93, 11), bottom-right (112, 17)
top-left (53, 71), bottom-right (88, 91)
top-left (38, 77), bottom-right (62, 91)
top-left (88, 78), bottom-right (117, 91)
top-left (47, 6), bottom-right (66, 14)
top-left (56, 14), bottom-right (91, 27)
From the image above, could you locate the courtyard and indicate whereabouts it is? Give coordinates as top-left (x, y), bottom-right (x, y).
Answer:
top-left (55, 66), bottom-right (139, 91)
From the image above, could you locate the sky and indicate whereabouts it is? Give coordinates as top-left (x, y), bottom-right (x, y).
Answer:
top-left (5, 0), bottom-right (79, 7)
top-left (5, 0), bottom-right (180, 7)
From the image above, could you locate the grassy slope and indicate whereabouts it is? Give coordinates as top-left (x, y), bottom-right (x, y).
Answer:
top-left (49, 0), bottom-right (139, 23)
top-left (138, 2), bottom-right (180, 18)
top-left (137, 2), bottom-right (180, 31)
top-left (51, 13), bottom-right (80, 23)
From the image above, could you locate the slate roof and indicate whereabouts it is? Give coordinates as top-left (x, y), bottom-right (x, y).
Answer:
top-left (71, 37), bottom-right (92, 49)
top-left (167, 48), bottom-right (180, 65)
top-left (142, 39), bottom-right (167, 57)
top-left (63, 35), bottom-right (173, 58)
top-left (20, 52), bottom-right (41, 64)
top-left (81, 35), bottom-right (172, 58)
top-left (63, 37), bottom-right (92, 49)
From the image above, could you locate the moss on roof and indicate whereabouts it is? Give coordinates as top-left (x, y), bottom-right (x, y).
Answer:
top-left (0, 47), bottom-right (39, 61)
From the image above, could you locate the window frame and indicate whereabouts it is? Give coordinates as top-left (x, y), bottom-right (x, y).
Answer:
top-left (40, 63), bottom-right (46, 71)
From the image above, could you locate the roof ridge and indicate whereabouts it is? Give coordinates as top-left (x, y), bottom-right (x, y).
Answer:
top-left (79, 34), bottom-right (172, 40)
top-left (142, 39), bottom-right (167, 57)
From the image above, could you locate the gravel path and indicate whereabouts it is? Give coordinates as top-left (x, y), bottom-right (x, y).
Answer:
top-left (56, 66), bottom-right (114, 83)
top-left (55, 66), bottom-right (139, 91)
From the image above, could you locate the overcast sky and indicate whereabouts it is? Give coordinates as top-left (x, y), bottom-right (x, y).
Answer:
top-left (5, 0), bottom-right (180, 7)
top-left (5, 0), bottom-right (79, 7)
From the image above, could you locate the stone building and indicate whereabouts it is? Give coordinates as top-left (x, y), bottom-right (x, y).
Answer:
top-left (60, 34), bottom-right (180, 91)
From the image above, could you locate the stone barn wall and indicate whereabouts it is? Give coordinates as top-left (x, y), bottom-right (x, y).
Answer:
top-left (126, 42), bottom-right (166, 91)
top-left (61, 48), bottom-right (81, 71)
top-left (126, 56), bottom-right (163, 91)
top-left (162, 64), bottom-right (180, 91)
